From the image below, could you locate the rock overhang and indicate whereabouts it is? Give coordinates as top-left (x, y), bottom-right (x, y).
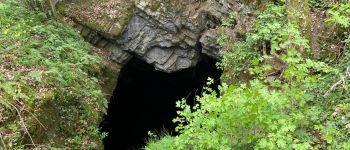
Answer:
top-left (57, 0), bottom-right (256, 73)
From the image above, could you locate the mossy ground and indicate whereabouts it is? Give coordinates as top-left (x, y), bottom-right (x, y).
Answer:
top-left (0, 1), bottom-right (107, 149)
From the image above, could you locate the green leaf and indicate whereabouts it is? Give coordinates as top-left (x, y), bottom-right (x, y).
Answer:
top-left (29, 71), bottom-right (42, 82)
top-left (0, 97), bottom-right (11, 109)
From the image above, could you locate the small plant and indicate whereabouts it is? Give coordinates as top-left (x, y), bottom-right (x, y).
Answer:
top-left (144, 130), bottom-right (175, 150)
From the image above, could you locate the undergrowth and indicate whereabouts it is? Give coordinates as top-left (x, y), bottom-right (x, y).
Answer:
top-left (145, 1), bottom-right (350, 149)
top-left (0, 0), bottom-right (107, 149)
top-left (1, 0), bottom-right (350, 149)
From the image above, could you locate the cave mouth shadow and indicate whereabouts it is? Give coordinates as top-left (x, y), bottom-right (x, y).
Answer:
top-left (99, 57), bottom-right (222, 150)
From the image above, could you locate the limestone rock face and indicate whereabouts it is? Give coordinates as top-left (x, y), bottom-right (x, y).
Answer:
top-left (58, 0), bottom-right (255, 73)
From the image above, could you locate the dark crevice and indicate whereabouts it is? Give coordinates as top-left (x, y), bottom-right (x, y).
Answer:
top-left (100, 56), bottom-right (222, 150)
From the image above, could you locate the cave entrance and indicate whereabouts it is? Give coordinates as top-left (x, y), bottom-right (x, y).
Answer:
top-left (100, 57), bottom-right (222, 150)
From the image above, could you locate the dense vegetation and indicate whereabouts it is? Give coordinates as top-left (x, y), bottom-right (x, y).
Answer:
top-left (146, 1), bottom-right (350, 149)
top-left (0, 1), bottom-right (107, 149)
top-left (1, 0), bottom-right (350, 149)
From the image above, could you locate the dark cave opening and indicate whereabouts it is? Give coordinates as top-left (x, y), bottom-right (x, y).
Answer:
top-left (100, 57), bottom-right (222, 150)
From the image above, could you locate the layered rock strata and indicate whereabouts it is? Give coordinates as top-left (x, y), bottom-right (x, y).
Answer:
top-left (58, 0), bottom-right (255, 73)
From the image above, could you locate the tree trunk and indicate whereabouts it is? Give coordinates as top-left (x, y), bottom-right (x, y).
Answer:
top-left (286, 0), bottom-right (312, 51)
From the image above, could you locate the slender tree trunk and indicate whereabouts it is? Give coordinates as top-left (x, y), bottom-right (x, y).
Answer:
top-left (286, 0), bottom-right (312, 52)
top-left (49, 0), bottom-right (56, 17)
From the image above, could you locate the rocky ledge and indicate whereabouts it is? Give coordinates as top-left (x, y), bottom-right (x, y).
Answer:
top-left (58, 0), bottom-right (256, 73)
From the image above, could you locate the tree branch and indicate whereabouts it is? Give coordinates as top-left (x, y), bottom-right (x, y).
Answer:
top-left (324, 66), bottom-right (350, 96)
top-left (0, 132), bottom-right (7, 150)
top-left (5, 101), bottom-right (36, 148)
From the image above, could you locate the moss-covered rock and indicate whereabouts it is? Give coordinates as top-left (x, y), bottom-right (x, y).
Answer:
top-left (57, 0), bottom-right (135, 37)
top-left (94, 48), bottom-right (122, 100)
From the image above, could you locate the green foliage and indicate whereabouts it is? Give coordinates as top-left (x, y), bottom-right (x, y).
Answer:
top-left (326, 3), bottom-right (350, 28)
top-left (221, 12), bottom-right (237, 28)
top-left (146, 1), bottom-right (350, 149)
top-left (23, 0), bottom-right (57, 17)
top-left (314, 4), bottom-right (350, 149)
top-left (326, 3), bottom-right (350, 58)
top-left (219, 38), bottom-right (257, 83)
top-left (219, 4), bottom-right (289, 82)
top-left (173, 80), bottom-right (313, 149)
top-left (316, 3), bottom-right (350, 66)
top-left (144, 131), bottom-right (175, 150)
top-left (309, 0), bottom-right (334, 10)
top-left (309, 0), bottom-right (349, 11)
top-left (0, 1), bottom-right (106, 149)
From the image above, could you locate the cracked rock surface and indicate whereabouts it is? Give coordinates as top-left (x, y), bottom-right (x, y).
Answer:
top-left (58, 0), bottom-right (255, 73)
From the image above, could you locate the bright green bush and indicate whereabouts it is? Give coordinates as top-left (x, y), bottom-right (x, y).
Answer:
top-left (0, 1), bottom-right (107, 149)
top-left (145, 131), bottom-right (175, 150)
